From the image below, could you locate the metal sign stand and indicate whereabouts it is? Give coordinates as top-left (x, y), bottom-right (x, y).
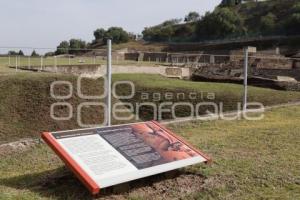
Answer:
top-left (107, 39), bottom-right (112, 126)
top-left (243, 46), bottom-right (256, 112)
top-left (243, 48), bottom-right (249, 112)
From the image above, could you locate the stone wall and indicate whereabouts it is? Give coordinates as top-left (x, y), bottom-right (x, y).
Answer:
top-left (17, 64), bottom-right (102, 76)
top-left (254, 69), bottom-right (300, 81)
top-left (293, 60), bottom-right (300, 68)
top-left (124, 50), bottom-right (293, 70)
top-left (229, 50), bottom-right (293, 69)
top-left (192, 63), bottom-right (300, 91)
top-left (143, 52), bottom-right (168, 62)
top-left (193, 63), bottom-right (300, 80)
top-left (124, 53), bottom-right (139, 61)
top-left (13, 64), bottom-right (192, 79)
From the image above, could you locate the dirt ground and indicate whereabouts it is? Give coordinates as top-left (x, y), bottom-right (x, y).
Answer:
top-left (0, 140), bottom-right (207, 200)
top-left (0, 138), bottom-right (40, 156)
top-left (42, 169), bottom-right (206, 200)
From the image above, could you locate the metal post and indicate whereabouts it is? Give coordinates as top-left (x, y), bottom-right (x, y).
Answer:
top-left (15, 56), bottom-right (18, 72)
top-left (28, 56), bottom-right (31, 69)
top-left (243, 48), bottom-right (249, 112)
top-left (107, 39), bottom-right (112, 126)
top-left (40, 56), bottom-right (43, 71)
top-left (210, 55), bottom-right (215, 64)
top-left (54, 56), bottom-right (57, 72)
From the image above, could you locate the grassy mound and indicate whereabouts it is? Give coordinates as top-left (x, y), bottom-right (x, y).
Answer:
top-left (0, 72), bottom-right (134, 144)
top-left (1, 72), bottom-right (300, 143)
top-left (114, 74), bottom-right (300, 120)
top-left (0, 73), bottom-right (103, 143)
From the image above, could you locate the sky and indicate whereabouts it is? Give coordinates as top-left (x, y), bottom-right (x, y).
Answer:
top-left (0, 0), bottom-right (221, 53)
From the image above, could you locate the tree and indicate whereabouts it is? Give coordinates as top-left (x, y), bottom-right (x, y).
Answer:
top-left (260, 13), bottom-right (276, 34)
top-left (142, 27), bottom-right (160, 41)
top-left (55, 41), bottom-right (69, 55)
top-left (104, 27), bottom-right (129, 44)
top-left (161, 18), bottom-right (182, 26)
top-left (160, 26), bottom-right (175, 41)
top-left (221, 0), bottom-right (242, 7)
top-left (184, 12), bottom-right (200, 22)
top-left (93, 27), bottom-right (130, 44)
top-left (284, 3), bottom-right (300, 35)
top-left (45, 52), bottom-right (55, 57)
top-left (94, 28), bottom-right (106, 41)
top-left (8, 50), bottom-right (24, 56)
top-left (69, 39), bottom-right (86, 54)
top-left (291, 2), bottom-right (300, 13)
top-left (196, 8), bottom-right (245, 40)
top-left (142, 19), bottom-right (180, 42)
top-left (18, 50), bottom-right (24, 56)
top-left (284, 13), bottom-right (300, 35)
top-left (31, 50), bottom-right (39, 57)
top-left (8, 50), bottom-right (18, 55)
top-left (175, 24), bottom-right (194, 37)
top-left (142, 26), bottom-right (173, 42)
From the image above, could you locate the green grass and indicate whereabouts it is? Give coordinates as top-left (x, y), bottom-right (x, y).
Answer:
top-left (0, 72), bottom-right (300, 143)
top-left (111, 41), bottom-right (166, 52)
top-left (0, 56), bottom-right (108, 66)
top-left (168, 105), bottom-right (300, 199)
top-left (113, 74), bottom-right (300, 120)
top-left (0, 72), bottom-right (135, 144)
top-left (0, 56), bottom-right (166, 68)
top-left (0, 105), bottom-right (299, 199)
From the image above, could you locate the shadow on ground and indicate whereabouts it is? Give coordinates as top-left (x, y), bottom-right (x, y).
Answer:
top-left (1, 167), bottom-right (206, 200)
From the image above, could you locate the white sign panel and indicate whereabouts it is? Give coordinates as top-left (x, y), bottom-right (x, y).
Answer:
top-left (42, 121), bottom-right (211, 195)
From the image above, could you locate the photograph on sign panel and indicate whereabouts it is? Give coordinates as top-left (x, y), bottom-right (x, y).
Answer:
top-left (96, 122), bottom-right (198, 169)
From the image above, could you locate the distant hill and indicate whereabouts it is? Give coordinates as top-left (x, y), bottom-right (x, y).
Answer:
top-left (142, 0), bottom-right (300, 43)
top-left (236, 0), bottom-right (300, 35)
top-left (85, 0), bottom-right (300, 54)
